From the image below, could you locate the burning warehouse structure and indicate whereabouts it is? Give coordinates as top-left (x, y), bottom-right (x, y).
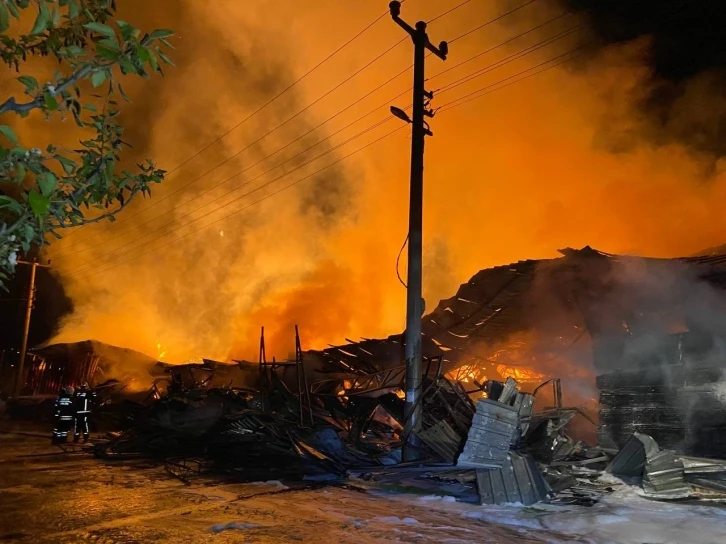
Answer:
top-left (15, 246), bottom-right (726, 461)
top-left (9, 245), bottom-right (726, 507)
top-left (309, 246), bottom-right (726, 459)
top-left (6, 246), bottom-right (725, 468)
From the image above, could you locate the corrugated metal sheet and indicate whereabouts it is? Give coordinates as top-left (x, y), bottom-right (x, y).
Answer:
top-left (457, 398), bottom-right (519, 469)
top-left (643, 450), bottom-right (691, 497)
top-left (416, 420), bottom-right (462, 464)
top-left (606, 432), bottom-right (659, 478)
top-left (475, 452), bottom-right (551, 505)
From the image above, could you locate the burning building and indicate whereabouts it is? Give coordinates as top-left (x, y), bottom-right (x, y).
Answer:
top-left (309, 246), bottom-right (726, 458)
top-left (18, 246), bottom-right (726, 459)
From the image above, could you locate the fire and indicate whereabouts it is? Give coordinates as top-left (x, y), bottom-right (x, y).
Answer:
top-left (44, 1), bottom-right (726, 367)
top-left (156, 341), bottom-right (167, 361)
top-left (496, 364), bottom-right (546, 382)
top-left (446, 364), bottom-right (487, 384)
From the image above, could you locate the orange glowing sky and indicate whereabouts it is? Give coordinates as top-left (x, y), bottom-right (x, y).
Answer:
top-left (23, 0), bottom-right (725, 362)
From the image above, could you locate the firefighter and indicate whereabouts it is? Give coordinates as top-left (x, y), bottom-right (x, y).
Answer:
top-left (52, 386), bottom-right (75, 444)
top-left (72, 382), bottom-right (95, 443)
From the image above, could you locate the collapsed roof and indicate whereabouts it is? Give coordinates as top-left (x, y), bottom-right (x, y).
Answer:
top-left (310, 246), bottom-right (726, 375)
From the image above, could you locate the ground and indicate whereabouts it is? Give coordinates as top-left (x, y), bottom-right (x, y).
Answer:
top-left (1, 423), bottom-right (726, 544)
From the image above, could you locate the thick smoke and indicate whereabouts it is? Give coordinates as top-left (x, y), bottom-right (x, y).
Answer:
top-left (36, 0), bottom-right (726, 366)
top-left (559, 0), bottom-right (726, 160)
top-left (50, 1), bottom-right (358, 360)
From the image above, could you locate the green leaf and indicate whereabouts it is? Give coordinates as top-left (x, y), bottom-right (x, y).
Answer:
top-left (28, 190), bottom-right (50, 216)
top-left (119, 59), bottom-right (136, 75)
top-left (82, 103), bottom-right (97, 111)
top-left (43, 92), bottom-right (59, 110)
top-left (0, 125), bottom-right (18, 144)
top-left (136, 45), bottom-right (151, 62)
top-left (6, 1), bottom-right (20, 19)
top-left (0, 4), bottom-right (9, 33)
top-left (15, 162), bottom-right (26, 183)
top-left (116, 20), bottom-right (140, 41)
top-left (55, 155), bottom-right (76, 174)
top-left (91, 70), bottom-right (106, 88)
top-left (149, 29), bottom-right (174, 40)
top-left (157, 49), bottom-right (174, 66)
top-left (0, 196), bottom-right (23, 214)
top-left (30, 1), bottom-right (50, 35)
top-left (62, 45), bottom-right (85, 57)
top-left (99, 37), bottom-right (120, 51)
top-left (17, 75), bottom-right (38, 91)
top-left (68, 0), bottom-right (80, 19)
top-left (24, 224), bottom-right (34, 243)
top-left (38, 171), bottom-right (57, 197)
top-left (51, 6), bottom-right (60, 27)
top-left (83, 22), bottom-right (116, 38)
top-left (147, 51), bottom-right (159, 72)
top-left (105, 159), bottom-right (114, 181)
top-left (96, 44), bottom-right (119, 60)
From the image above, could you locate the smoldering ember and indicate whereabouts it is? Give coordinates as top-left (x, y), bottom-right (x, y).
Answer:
top-left (3, 1), bottom-right (726, 543)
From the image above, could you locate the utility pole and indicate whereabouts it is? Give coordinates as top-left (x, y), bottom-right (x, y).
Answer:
top-left (13, 259), bottom-right (50, 398)
top-left (388, 0), bottom-right (448, 461)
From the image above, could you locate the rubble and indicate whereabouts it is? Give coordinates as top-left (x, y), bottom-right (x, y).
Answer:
top-left (606, 432), bottom-right (659, 478)
top-left (11, 320), bottom-right (721, 513)
top-left (457, 399), bottom-right (520, 469)
top-left (475, 452), bottom-right (551, 506)
top-left (81, 345), bottom-right (726, 510)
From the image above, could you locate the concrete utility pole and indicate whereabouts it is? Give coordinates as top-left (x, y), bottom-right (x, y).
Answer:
top-left (388, 0), bottom-right (448, 461)
top-left (13, 259), bottom-right (50, 398)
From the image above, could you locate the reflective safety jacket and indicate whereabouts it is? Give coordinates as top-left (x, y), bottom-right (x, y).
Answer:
top-left (55, 392), bottom-right (74, 421)
top-left (73, 389), bottom-right (96, 416)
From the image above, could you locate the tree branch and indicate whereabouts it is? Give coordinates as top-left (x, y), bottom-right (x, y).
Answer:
top-left (0, 64), bottom-right (96, 115)
top-left (52, 189), bottom-right (140, 229)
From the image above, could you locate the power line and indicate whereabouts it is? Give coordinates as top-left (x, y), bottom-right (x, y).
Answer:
top-left (61, 35), bottom-right (407, 252)
top-left (53, 0), bottom-right (501, 258)
top-left (430, 11), bottom-right (569, 80)
top-left (67, 116), bottom-right (397, 277)
top-left (68, 46), bottom-right (584, 280)
top-left (448, 0), bottom-right (540, 43)
top-left (438, 45), bottom-right (583, 110)
top-left (435, 25), bottom-right (579, 94)
top-left (63, 15), bottom-right (581, 267)
top-left (438, 52), bottom-right (581, 114)
top-left (58, 6), bottom-right (391, 243)
top-left (55, 68), bottom-right (416, 260)
top-left (71, 125), bottom-right (409, 281)
top-left (428, 0), bottom-right (472, 23)
top-left (65, 0), bottom-right (693, 280)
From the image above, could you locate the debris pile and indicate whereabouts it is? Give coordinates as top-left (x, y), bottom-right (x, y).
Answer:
top-left (605, 432), bottom-right (726, 500)
top-left (81, 328), bottom-right (726, 508)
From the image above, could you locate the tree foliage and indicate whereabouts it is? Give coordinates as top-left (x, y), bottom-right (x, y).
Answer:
top-left (0, 0), bottom-right (173, 288)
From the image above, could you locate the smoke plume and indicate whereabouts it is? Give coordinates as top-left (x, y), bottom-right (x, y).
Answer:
top-left (29, 0), bottom-right (726, 365)
top-left (559, 0), bottom-right (726, 160)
